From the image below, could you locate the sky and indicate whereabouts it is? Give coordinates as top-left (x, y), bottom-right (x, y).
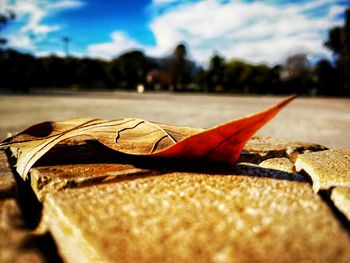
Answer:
top-left (1, 0), bottom-right (349, 65)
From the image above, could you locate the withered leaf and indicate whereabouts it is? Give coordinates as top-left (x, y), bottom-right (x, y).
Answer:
top-left (0, 95), bottom-right (295, 179)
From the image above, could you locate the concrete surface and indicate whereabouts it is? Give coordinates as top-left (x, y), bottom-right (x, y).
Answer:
top-left (0, 91), bottom-right (349, 148)
top-left (43, 172), bottom-right (350, 263)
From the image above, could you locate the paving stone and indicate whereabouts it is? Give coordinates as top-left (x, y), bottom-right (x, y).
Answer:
top-left (234, 162), bottom-right (306, 182)
top-left (15, 136), bottom-right (323, 202)
top-left (331, 187), bottom-right (350, 221)
top-left (295, 149), bottom-right (350, 193)
top-left (30, 164), bottom-right (154, 201)
top-left (258, 157), bottom-right (295, 173)
top-left (239, 136), bottom-right (327, 164)
top-left (42, 172), bottom-right (350, 263)
top-left (0, 151), bottom-right (37, 260)
top-left (0, 150), bottom-right (17, 198)
top-left (28, 139), bottom-right (308, 202)
top-left (9, 139), bottom-right (156, 201)
top-left (0, 199), bottom-right (43, 263)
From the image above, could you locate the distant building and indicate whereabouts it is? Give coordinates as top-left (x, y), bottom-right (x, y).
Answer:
top-left (146, 43), bottom-right (197, 91)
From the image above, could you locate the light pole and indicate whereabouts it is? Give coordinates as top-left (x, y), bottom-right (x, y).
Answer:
top-left (62, 36), bottom-right (71, 57)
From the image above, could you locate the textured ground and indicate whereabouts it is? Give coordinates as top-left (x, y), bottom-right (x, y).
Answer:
top-left (1, 94), bottom-right (350, 262)
top-left (0, 90), bottom-right (349, 148)
top-left (4, 137), bottom-right (349, 263)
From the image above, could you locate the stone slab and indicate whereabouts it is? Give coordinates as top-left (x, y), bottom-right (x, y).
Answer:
top-left (258, 157), bottom-right (295, 173)
top-left (30, 163), bottom-right (154, 201)
top-left (295, 149), bottom-right (350, 192)
top-left (234, 162), bottom-right (306, 182)
top-left (331, 187), bottom-right (350, 221)
top-left (42, 172), bottom-right (350, 263)
top-left (0, 150), bottom-right (17, 198)
top-left (28, 138), bottom-right (311, 202)
top-left (21, 136), bottom-right (323, 201)
top-left (0, 199), bottom-right (43, 263)
top-left (239, 136), bottom-right (327, 164)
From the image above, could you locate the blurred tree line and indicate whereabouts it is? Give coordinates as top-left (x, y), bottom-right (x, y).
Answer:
top-left (0, 8), bottom-right (349, 96)
top-left (200, 8), bottom-right (350, 96)
top-left (0, 50), bottom-right (158, 92)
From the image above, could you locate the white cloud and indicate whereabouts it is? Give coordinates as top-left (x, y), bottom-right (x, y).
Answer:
top-left (35, 50), bottom-right (64, 57)
top-left (7, 34), bottom-right (35, 50)
top-left (2, 0), bottom-right (84, 52)
top-left (48, 0), bottom-right (85, 10)
top-left (12, 1), bottom-right (56, 34)
top-left (88, 31), bottom-right (143, 59)
top-left (6, 0), bottom-right (84, 34)
top-left (91, 0), bottom-right (347, 64)
top-left (328, 5), bottom-right (347, 19)
top-left (36, 49), bottom-right (85, 58)
top-left (17, 0), bottom-right (83, 34)
top-left (146, 0), bottom-right (347, 64)
top-left (152, 0), bottom-right (179, 5)
top-left (3, 0), bottom-right (347, 64)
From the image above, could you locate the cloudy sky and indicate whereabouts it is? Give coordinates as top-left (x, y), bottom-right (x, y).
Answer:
top-left (1, 0), bottom-right (349, 65)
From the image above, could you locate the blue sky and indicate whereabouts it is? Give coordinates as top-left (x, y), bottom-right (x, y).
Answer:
top-left (1, 0), bottom-right (349, 65)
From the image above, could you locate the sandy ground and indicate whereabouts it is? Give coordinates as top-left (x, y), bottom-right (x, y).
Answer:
top-left (0, 90), bottom-right (349, 149)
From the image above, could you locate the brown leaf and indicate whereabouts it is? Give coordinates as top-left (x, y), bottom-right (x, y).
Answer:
top-left (0, 95), bottom-right (295, 179)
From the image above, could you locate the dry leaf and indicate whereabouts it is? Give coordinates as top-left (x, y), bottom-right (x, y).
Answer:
top-left (0, 95), bottom-right (296, 179)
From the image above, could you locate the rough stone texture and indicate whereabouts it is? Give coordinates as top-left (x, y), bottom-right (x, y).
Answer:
top-left (7, 139), bottom-right (156, 201)
top-left (258, 157), bottom-right (295, 173)
top-left (27, 138), bottom-right (312, 201)
top-left (0, 150), bottom-right (46, 262)
top-left (239, 136), bottom-right (327, 164)
top-left (0, 150), bottom-right (17, 198)
top-left (2, 133), bottom-right (348, 262)
top-left (42, 172), bottom-right (350, 263)
top-left (19, 136), bottom-right (324, 201)
top-left (0, 199), bottom-right (43, 263)
top-left (234, 162), bottom-right (307, 182)
top-left (295, 149), bottom-right (350, 192)
top-left (331, 187), bottom-right (350, 221)
top-left (30, 164), bottom-right (153, 201)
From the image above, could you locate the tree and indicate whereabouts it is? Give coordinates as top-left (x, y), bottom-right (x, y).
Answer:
top-left (109, 50), bottom-right (151, 89)
top-left (315, 59), bottom-right (341, 96)
top-left (223, 60), bottom-right (279, 94)
top-left (281, 53), bottom-right (313, 94)
top-left (0, 10), bottom-right (15, 48)
top-left (324, 8), bottom-right (350, 96)
top-left (345, 9), bottom-right (350, 94)
top-left (76, 58), bottom-right (109, 88)
top-left (224, 60), bottom-right (251, 92)
top-left (207, 53), bottom-right (225, 91)
top-left (193, 66), bottom-right (207, 91)
top-left (0, 49), bottom-right (35, 92)
top-left (250, 64), bottom-right (272, 94)
top-left (172, 43), bottom-right (190, 90)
